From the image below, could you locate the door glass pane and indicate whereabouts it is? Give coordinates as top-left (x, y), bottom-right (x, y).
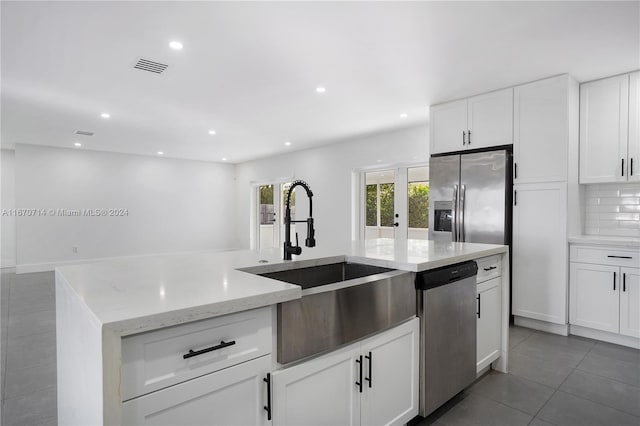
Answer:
top-left (408, 166), bottom-right (429, 240)
top-left (280, 182), bottom-right (296, 245)
top-left (258, 184), bottom-right (276, 248)
top-left (365, 170), bottom-right (395, 239)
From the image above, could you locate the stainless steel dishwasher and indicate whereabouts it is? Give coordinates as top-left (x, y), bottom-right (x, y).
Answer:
top-left (416, 261), bottom-right (478, 417)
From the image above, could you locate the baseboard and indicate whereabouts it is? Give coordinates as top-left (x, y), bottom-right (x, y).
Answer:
top-left (570, 325), bottom-right (640, 349)
top-left (1, 258), bottom-right (16, 269)
top-left (15, 248), bottom-right (238, 274)
top-left (514, 316), bottom-right (569, 336)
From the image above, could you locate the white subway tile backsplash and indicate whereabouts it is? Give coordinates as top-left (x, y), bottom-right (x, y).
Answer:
top-left (584, 183), bottom-right (640, 237)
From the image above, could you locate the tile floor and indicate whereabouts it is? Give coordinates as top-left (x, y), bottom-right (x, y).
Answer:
top-left (0, 269), bottom-right (639, 426)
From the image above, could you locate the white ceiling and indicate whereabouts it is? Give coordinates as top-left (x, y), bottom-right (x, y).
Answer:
top-left (2, 1), bottom-right (639, 163)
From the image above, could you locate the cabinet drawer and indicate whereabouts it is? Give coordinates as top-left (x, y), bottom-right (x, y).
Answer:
top-left (122, 307), bottom-right (272, 401)
top-left (476, 255), bottom-right (502, 283)
top-left (570, 245), bottom-right (639, 267)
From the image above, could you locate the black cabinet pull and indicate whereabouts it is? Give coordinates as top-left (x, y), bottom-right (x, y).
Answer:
top-left (514, 190), bottom-right (517, 206)
top-left (462, 130), bottom-right (466, 145)
top-left (514, 162), bottom-right (518, 180)
top-left (632, 158), bottom-right (634, 176)
top-left (623, 273), bottom-right (626, 292)
top-left (477, 294), bottom-right (481, 318)
top-left (263, 373), bottom-right (272, 420)
top-left (622, 158), bottom-right (625, 177)
top-left (355, 355), bottom-right (363, 393)
top-left (613, 272), bottom-right (617, 291)
top-left (183, 340), bottom-right (236, 359)
top-left (608, 255), bottom-right (633, 259)
top-left (483, 266), bottom-right (497, 271)
top-left (468, 130), bottom-right (471, 145)
top-left (365, 352), bottom-right (372, 388)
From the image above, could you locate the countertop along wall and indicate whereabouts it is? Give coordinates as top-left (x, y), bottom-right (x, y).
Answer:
top-left (234, 124), bottom-right (429, 250)
top-left (14, 144), bottom-right (237, 272)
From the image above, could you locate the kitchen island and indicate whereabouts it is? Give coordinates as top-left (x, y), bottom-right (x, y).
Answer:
top-left (56, 238), bottom-right (509, 425)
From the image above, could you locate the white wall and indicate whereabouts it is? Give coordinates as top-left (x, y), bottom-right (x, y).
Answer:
top-left (1, 149), bottom-right (16, 268)
top-left (234, 125), bottom-right (429, 249)
top-left (15, 144), bottom-right (236, 272)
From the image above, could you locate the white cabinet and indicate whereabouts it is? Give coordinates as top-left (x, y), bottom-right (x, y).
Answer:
top-left (579, 72), bottom-right (639, 183)
top-left (513, 75), bottom-right (576, 183)
top-left (512, 182), bottom-right (568, 325)
top-left (122, 355), bottom-right (271, 425)
top-left (121, 307), bottom-right (273, 426)
top-left (476, 277), bottom-right (501, 372)
top-left (271, 318), bottom-right (419, 426)
top-left (430, 88), bottom-right (513, 154)
top-left (570, 244), bottom-right (640, 341)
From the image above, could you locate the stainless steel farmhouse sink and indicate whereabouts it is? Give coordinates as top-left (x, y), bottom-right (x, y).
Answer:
top-left (240, 258), bottom-right (416, 364)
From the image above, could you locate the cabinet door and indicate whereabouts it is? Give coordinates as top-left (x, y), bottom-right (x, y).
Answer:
top-left (430, 99), bottom-right (468, 154)
top-left (271, 345), bottom-right (361, 426)
top-left (467, 88), bottom-right (514, 150)
top-left (512, 182), bottom-right (568, 324)
top-left (579, 74), bottom-right (629, 183)
top-left (122, 355), bottom-right (271, 425)
top-left (514, 76), bottom-right (570, 183)
top-left (620, 267), bottom-right (640, 338)
top-left (628, 71), bottom-right (640, 182)
top-left (569, 263), bottom-right (620, 333)
top-left (360, 318), bottom-right (419, 426)
top-left (477, 278), bottom-right (501, 372)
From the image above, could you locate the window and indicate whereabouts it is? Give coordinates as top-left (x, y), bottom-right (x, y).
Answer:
top-left (255, 180), bottom-right (297, 249)
top-left (407, 166), bottom-right (429, 239)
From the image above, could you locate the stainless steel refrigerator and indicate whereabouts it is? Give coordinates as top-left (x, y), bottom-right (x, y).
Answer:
top-left (428, 148), bottom-right (512, 245)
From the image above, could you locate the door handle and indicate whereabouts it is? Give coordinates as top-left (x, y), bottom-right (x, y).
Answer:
top-left (623, 273), bottom-right (626, 292)
top-left (514, 162), bottom-right (518, 180)
top-left (365, 352), bottom-right (372, 388)
top-left (614, 271), bottom-right (617, 291)
top-left (183, 340), bottom-right (236, 359)
top-left (477, 294), bottom-right (481, 318)
top-left (459, 184), bottom-right (466, 242)
top-left (467, 130), bottom-right (471, 145)
top-left (514, 190), bottom-right (517, 206)
top-left (462, 131), bottom-right (467, 146)
top-left (355, 355), bottom-right (363, 393)
top-left (263, 373), bottom-right (272, 420)
top-left (622, 158), bottom-right (625, 177)
top-left (452, 185), bottom-right (459, 242)
top-left (394, 222), bottom-right (399, 227)
top-left (631, 158), bottom-right (634, 177)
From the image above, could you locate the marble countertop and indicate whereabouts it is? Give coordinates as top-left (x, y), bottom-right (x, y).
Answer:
top-left (55, 238), bottom-right (507, 336)
top-left (568, 235), bottom-right (640, 248)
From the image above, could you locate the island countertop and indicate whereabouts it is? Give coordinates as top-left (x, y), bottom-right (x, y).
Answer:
top-left (55, 238), bottom-right (508, 336)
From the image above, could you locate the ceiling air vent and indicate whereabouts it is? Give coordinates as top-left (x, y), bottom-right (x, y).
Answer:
top-left (134, 58), bottom-right (168, 74)
top-left (74, 130), bottom-right (94, 136)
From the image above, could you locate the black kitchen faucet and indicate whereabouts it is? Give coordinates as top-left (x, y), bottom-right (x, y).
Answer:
top-left (283, 180), bottom-right (315, 260)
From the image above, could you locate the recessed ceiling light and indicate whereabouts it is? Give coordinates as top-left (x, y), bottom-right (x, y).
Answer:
top-left (316, 86), bottom-right (326, 94)
top-left (400, 113), bottom-right (408, 119)
top-left (157, 151), bottom-right (164, 155)
top-left (221, 157), bottom-right (228, 161)
top-left (208, 130), bottom-right (216, 135)
top-left (100, 113), bottom-right (110, 119)
top-left (73, 142), bottom-right (82, 147)
top-left (284, 141), bottom-right (292, 146)
top-left (169, 41), bottom-right (183, 50)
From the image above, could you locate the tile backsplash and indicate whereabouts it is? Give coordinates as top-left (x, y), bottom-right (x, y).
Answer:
top-left (584, 183), bottom-right (640, 237)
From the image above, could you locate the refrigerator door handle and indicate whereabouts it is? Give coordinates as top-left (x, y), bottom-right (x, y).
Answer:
top-left (459, 184), bottom-right (466, 242)
top-left (452, 184), bottom-right (459, 242)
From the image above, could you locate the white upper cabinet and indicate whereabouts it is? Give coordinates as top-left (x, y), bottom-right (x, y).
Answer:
top-left (514, 75), bottom-right (576, 183)
top-left (430, 88), bottom-right (513, 154)
top-left (628, 71), bottom-right (640, 182)
top-left (579, 73), bottom-right (631, 183)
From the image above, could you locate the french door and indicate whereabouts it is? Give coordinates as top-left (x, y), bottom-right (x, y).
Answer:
top-left (256, 182), bottom-right (297, 250)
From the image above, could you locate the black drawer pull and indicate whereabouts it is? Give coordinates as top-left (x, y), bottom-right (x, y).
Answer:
top-left (607, 255), bottom-right (633, 259)
top-left (613, 272), bottom-right (617, 291)
top-left (365, 352), bottom-right (372, 388)
top-left (183, 340), bottom-right (236, 359)
top-left (623, 273), bottom-right (627, 292)
top-left (483, 266), bottom-right (497, 271)
top-left (622, 158), bottom-right (625, 177)
top-left (355, 355), bottom-right (363, 393)
top-left (477, 294), bottom-right (481, 318)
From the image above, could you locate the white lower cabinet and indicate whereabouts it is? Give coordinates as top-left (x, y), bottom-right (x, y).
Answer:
top-left (570, 244), bottom-right (640, 340)
top-left (476, 277), bottom-right (501, 371)
top-left (271, 318), bottom-right (419, 426)
top-left (122, 355), bottom-right (271, 425)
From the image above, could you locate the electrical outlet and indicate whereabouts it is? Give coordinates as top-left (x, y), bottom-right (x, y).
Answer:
top-left (72, 246), bottom-right (78, 254)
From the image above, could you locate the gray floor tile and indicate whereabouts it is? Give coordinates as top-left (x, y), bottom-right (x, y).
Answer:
top-left (538, 390), bottom-right (640, 426)
top-left (437, 393), bottom-right (532, 426)
top-left (4, 362), bottom-right (56, 399)
top-left (471, 371), bottom-right (555, 415)
top-left (508, 351), bottom-right (575, 388)
top-left (511, 332), bottom-right (594, 368)
top-left (2, 385), bottom-right (57, 426)
top-left (6, 331), bottom-right (56, 371)
top-left (7, 309), bottom-right (55, 339)
top-left (589, 341), bottom-right (640, 365)
top-left (560, 369), bottom-right (640, 417)
top-left (528, 417), bottom-right (555, 426)
top-left (509, 326), bottom-right (535, 350)
top-left (577, 353), bottom-right (640, 388)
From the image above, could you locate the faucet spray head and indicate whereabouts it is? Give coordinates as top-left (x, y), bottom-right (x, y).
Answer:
top-left (305, 218), bottom-right (316, 247)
